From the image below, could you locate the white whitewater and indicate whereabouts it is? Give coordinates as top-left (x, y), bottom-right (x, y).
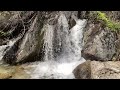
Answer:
top-left (0, 40), bottom-right (16, 64)
top-left (31, 14), bottom-right (87, 79)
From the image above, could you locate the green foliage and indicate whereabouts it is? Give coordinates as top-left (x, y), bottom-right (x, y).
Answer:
top-left (0, 31), bottom-right (9, 37)
top-left (93, 11), bottom-right (120, 31)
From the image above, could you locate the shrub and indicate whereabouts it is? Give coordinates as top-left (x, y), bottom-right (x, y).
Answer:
top-left (92, 11), bottom-right (120, 31)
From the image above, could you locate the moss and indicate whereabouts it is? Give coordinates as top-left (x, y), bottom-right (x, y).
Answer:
top-left (92, 11), bottom-right (120, 31)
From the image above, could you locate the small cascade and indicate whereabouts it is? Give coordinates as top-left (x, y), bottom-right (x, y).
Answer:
top-left (0, 39), bottom-right (17, 64)
top-left (31, 13), bottom-right (87, 79)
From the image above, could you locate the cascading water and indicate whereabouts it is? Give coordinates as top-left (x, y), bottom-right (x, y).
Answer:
top-left (0, 40), bottom-right (16, 64)
top-left (31, 13), bottom-right (87, 79)
top-left (42, 24), bottom-right (55, 61)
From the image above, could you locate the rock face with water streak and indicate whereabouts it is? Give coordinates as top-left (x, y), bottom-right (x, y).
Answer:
top-left (2, 12), bottom-right (45, 64)
top-left (16, 17), bottom-right (44, 63)
top-left (2, 11), bottom-right (79, 64)
top-left (73, 61), bottom-right (120, 79)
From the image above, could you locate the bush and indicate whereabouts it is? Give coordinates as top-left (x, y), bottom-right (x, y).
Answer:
top-left (92, 11), bottom-right (120, 31)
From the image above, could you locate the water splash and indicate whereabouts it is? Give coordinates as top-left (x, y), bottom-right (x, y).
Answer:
top-left (0, 40), bottom-right (16, 64)
top-left (31, 60), bottom-right (85, 79)
top-left (31, 13), bottom-right (87, 79)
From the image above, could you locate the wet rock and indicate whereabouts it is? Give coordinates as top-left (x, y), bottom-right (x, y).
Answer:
top-left (3, 14), bottom-right (44, 64)
top-left (73, 61), bottom-right (120, 79)
top-left (73, 60), bottom-right (91, 79)
top-left (2, 11), bottom-right (79, 64)
top-left (15, 17), bottom-right (44, 63)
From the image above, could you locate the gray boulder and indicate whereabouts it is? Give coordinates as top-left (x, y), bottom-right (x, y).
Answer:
top-left (73, 61), bottom-right (120, 79)
top-left (82, 23), bottom-right (117, 61)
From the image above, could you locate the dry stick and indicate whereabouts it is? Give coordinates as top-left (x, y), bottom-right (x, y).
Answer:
top-left (8, 11), bottom-right (20, 21)
top-left (1, 11), bottom-right (21, 31)
top-left (0, 12), bottom-right (37, 41)
top-left (7, 12), bottom-right (24, 41)
top-left (18, 12), bottom-right (37, 37)
top-left (7, 23), bottom-right (18, 35)
top-left (18, 12), bottom-right (26, 38)
top-left (1, 23), bottom-right (10, 32)
top-left (28, 15), bottom-right (37, 32)
top-left (0, 12), bottom-right (21, 37)
top-left (25, 13), bottom-right (37, 24)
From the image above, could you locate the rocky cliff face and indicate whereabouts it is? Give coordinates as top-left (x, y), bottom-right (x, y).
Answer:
top-left (82, 22), bottom-right (117, 61)
top-left (1, 11), bottom-right (79, 64)
top-left (1, 11), bottom-right (120, 79)
top-left (81, 11), bottom-right (120, 61)
top-left (1, 11), bottom-right (120, 64)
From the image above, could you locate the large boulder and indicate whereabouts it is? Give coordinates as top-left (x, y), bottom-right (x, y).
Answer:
top-left (2, 12), bottom-right (45, 64)
top-left (82, 23), bottom-right (117, 61)
top-left (73, 61), bottom-right (120, 79)
top-left (73, 60), bottom-right (91, 79)
top-left (81, 11), bottom-right (120, 61)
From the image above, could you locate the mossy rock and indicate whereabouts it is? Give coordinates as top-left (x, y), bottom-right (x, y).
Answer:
top-left (90, 11), bottom-right (120, 31)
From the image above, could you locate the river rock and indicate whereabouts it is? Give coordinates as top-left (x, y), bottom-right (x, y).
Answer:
top-left (0, 65), bottom-right (15, 79)
top-left (73, 60), bottom-right (91, 79)
top-left (73, 61), bottom-right (120, 79)
top-left (0, 64), bottom-right (31, 79)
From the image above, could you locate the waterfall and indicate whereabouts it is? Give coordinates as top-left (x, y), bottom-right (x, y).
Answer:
top-left (31, 13), bottom-right (87, 79)
top-left (0, 40), bottom-right (17, 64)
top-left (42, 24), bottom-right (55, 61)
top-left (0, 12), bottom-right (87, 79)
